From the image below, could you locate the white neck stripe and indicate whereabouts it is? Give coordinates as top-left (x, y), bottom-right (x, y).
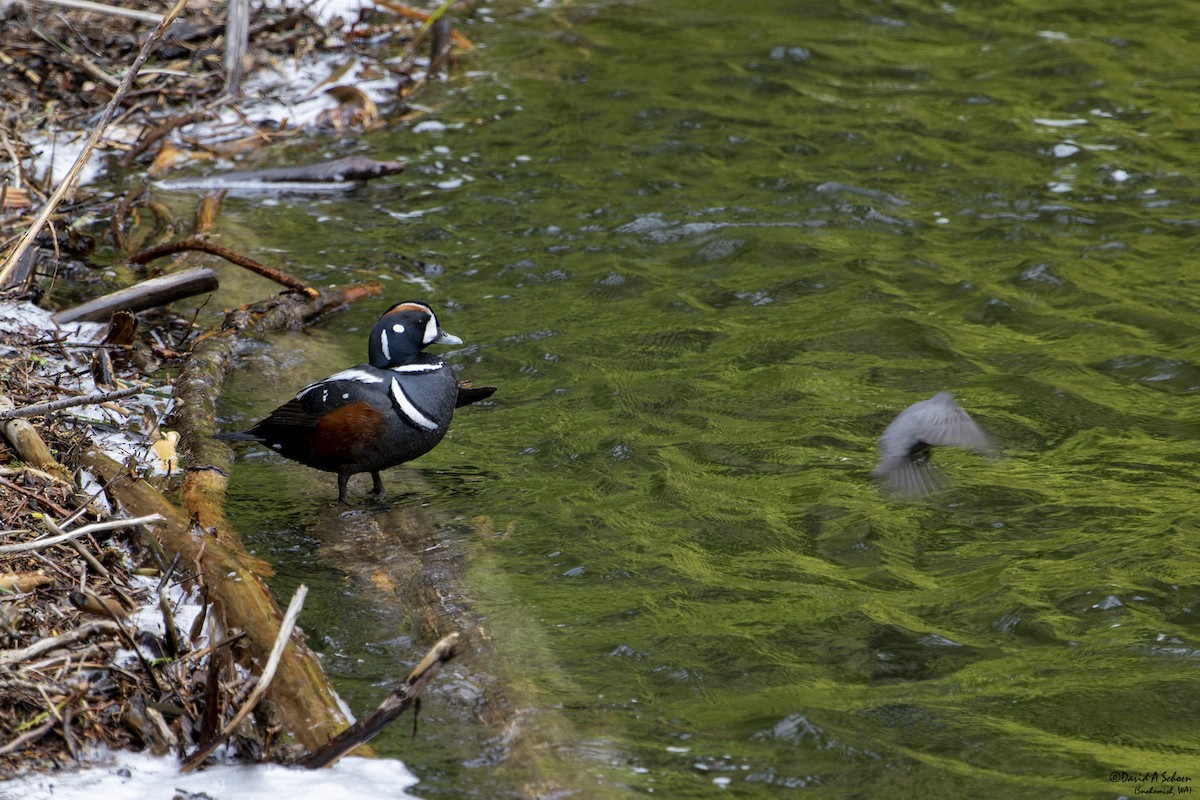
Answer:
top-left (390, 378), bottom-right (438, 430)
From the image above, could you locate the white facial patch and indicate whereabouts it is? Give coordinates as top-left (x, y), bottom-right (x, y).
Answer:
top-left (379, 328), bottom-right (391, 361)
top-left (423, 314), bottom-right (439, 345)
top-left (390, 378), bottom-right (438, 430)
top-left (392, 323), bottom-right (405, 333)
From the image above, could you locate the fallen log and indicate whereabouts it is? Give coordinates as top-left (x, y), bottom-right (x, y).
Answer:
top-left (51, 267), bottom-right (220, 324)
top-left (81, 448), bottom-right (358, 754)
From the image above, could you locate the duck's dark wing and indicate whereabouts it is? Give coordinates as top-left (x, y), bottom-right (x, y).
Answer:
top-left (218, 376), bottom-right (385, 469)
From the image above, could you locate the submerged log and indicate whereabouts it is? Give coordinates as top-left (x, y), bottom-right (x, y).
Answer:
top-left (155, 156), bottom-right (405, 192)
top-left (172, 284), bottom-right (380, 534)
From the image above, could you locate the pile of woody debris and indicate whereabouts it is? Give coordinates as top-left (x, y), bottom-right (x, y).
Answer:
top-left (0, 0), bottom-right (471, 779)
top-left (0, 0), bottom-right (468, 292)
top-left (0, 300), bottom-right (242, 775)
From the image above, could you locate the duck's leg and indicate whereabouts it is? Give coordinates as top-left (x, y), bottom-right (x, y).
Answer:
top-left (337, 468), bottom-right (351, 504)
top-left (370, 470), bottom-right (386, 498)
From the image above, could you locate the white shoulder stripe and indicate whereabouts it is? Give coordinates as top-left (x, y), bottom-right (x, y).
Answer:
top-left (298, 368), bottom-right (385, 399)
top-left (390, 362), bottom-right (444, 373)
top-left (327, 368), bottom-right (385, 384)
top-left (390, 378), bottom-right (439, 431)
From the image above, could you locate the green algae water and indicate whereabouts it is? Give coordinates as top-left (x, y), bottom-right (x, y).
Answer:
top-left (216, 0), bottom-right (1200, 796)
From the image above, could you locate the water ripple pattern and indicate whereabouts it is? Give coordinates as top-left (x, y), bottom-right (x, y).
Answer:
top-left (220, 0), bottom-right (1200, 796)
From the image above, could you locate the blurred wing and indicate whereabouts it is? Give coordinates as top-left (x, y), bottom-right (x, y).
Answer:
top-left (918, 405), bottom-right (991, 454)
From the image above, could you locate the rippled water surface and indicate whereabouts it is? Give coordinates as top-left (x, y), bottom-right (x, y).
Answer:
top-left (216, 0), bottom-right (1200, 796)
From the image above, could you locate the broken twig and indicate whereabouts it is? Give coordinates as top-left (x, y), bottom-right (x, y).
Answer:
top-left (0, 514), bottom-right (164, 554)
top-left (0, 385), bottom-right (148, 420)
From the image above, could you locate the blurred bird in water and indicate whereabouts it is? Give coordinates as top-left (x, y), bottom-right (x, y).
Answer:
top-left (873, 391), bottom-right (992, 496)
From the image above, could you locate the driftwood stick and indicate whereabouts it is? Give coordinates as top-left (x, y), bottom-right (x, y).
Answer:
top-left (0, 716), bottom-right (58, 756)
top-left (29, 0), bottom-right (164, 23)
top-left (181, 585), bottom-right (308, 771)
top-left (52, 267), bottom-right (219, 324)
top-left (0, 0), bottom-right (192, 286)
top-left (0, 385), bottom-right (147, 419)
top-left (128, 238), bottom-right (315, 297)
top-left (45, 515), bottom-right (137, 609)
top-left (120, 111), bottom-right (213, 168)
top-left (0, 620), bottom-right (121, 667)
top-left (158, 156), bottom-right (406, 187)
top-left (0, 514), bottom-right (164, 554)
top-left (300, 632), bottom-right (460, 769)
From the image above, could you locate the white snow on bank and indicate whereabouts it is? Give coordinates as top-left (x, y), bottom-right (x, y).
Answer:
top-left (0, 301), bottom-right (176, 477)
top-left (17, 0), bottom-right (434, 190)
top-left (0, 751), bottom-right (421, 800)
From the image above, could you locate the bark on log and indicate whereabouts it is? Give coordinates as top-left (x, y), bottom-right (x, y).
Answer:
top-left (0, 395), bottom-right (73, 483)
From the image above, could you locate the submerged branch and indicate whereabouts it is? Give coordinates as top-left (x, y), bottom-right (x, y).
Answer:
top-left (128, 238), bottom-right (315, 297)
top-left (300, 632), bottom-right (460, 769)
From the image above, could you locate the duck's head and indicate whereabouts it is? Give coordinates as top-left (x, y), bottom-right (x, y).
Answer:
top-left (368, 301), bottom-right (462, 367)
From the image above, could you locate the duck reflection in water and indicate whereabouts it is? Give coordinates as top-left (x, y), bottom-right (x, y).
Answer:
top-left (873, 391), bottom-right (993, 497)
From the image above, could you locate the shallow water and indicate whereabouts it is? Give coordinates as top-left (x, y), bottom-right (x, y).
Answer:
top-left (213, 0), bottom-right (1200, 796)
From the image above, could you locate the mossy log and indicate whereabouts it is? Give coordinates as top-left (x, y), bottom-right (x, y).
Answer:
top-left (81, 448), bottom-right (353, 753)
top-left (86, 283), bottom-right (382, 756)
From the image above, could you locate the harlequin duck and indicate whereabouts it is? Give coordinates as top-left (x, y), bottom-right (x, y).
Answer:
top-left (217, 301), bottom-right (495, 503)
top-left (872, 391), bottom-right (992, 496)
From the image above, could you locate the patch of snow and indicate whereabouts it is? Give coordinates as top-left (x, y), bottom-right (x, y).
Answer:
top-left (0, 751), bottom-right (421, 800)
top-left (0, 301), bottom-right (176, 476)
